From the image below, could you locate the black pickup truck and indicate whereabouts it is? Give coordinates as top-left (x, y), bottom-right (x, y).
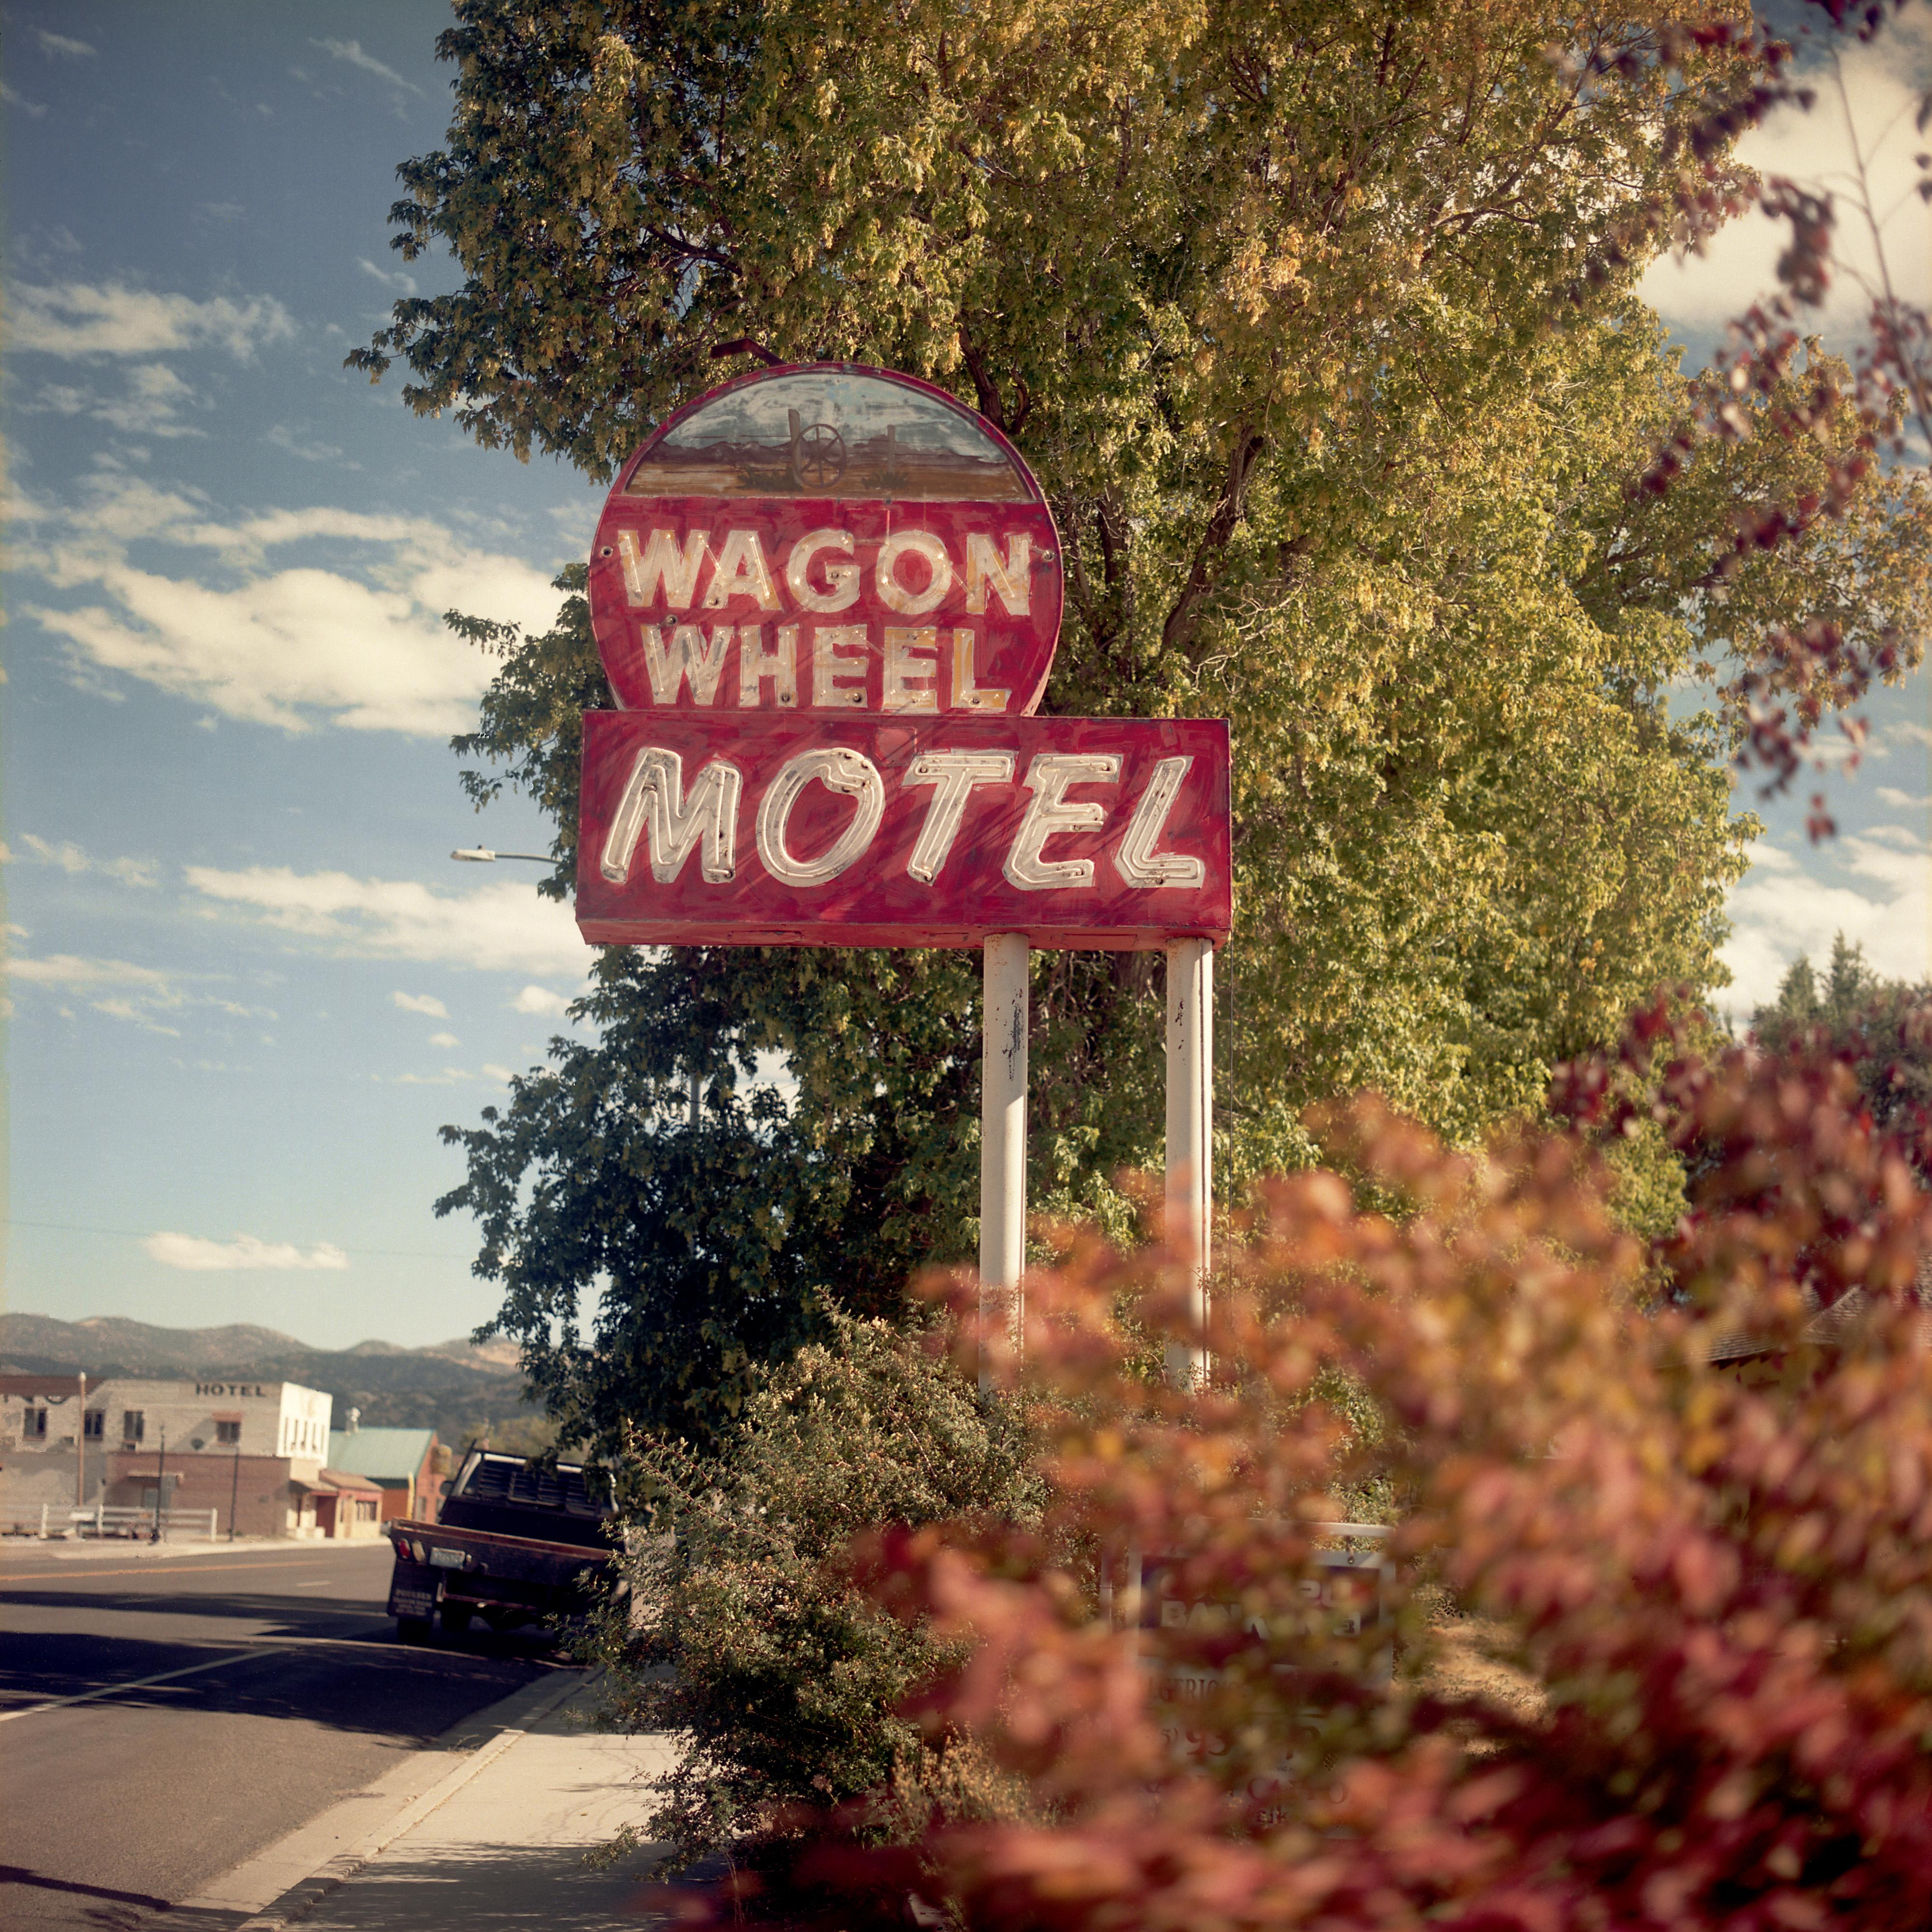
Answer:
top-left (384, 1445), bottom-right (620, 1642)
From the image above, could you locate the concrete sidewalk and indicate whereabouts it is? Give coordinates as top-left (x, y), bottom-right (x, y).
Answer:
top-left (163, 1673), bottom-right (674, 1932)
top-left (293, 1684), bottom-right (673, 1932)
top-left (4, 1533), bottom-right (298, 1562)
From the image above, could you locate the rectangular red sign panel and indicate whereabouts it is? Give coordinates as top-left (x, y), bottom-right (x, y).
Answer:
top-left (575, 712), bottom-right (1231, 950)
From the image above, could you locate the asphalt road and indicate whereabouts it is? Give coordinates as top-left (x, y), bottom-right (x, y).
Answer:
top-left (0, 1538), bottom-right (568, 1932)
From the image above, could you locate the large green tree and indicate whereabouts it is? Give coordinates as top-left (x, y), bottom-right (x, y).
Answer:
top-left (368, 0), bottom-right (1932, 1449)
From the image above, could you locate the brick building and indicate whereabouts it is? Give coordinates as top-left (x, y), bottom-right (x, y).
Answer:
top-left (324, 1421), bottom-right (447, 1523)
top-left (1, 1373), bottom-right (381, 1538)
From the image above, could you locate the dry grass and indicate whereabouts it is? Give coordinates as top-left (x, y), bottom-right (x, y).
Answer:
top-left (1422, 1616), bottom-right (1548, 1729)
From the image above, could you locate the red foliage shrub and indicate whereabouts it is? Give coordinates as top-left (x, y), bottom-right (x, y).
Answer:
top-left (785, 1036), bottom-right (1932, 1931)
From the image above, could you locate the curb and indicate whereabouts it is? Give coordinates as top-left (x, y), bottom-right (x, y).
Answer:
top-left (233, 1668), bottom-right (589, 1932)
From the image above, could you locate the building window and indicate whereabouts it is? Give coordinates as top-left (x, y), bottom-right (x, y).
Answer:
top-left (215, 1420), bottom-right (241, 1446)
top-left (123, 1410), bottom-right (145, 1446)
top-left (23, 1408), bottom-right (47, 1440)
top-left (84, 1411), bottom-right (104, 1439)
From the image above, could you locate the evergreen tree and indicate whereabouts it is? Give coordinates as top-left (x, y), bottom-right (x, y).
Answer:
top-left (1753, 937), bottom-right (1932, 1176)
top-left (1773, 952), bottom-right (1820, 1024)
top-left (1824, 929), bottom-right (1879, 1022)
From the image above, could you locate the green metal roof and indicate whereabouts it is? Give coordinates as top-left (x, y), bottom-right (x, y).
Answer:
top-left (325, 1426), bottom-right (435, 1481)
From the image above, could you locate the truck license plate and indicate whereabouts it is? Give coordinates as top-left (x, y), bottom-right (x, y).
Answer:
top-left (429, 1546), bottom-right (467, 1569)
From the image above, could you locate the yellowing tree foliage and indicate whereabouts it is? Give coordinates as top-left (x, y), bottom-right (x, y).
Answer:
top-left (364, 0), bottom-right (1931, 1447)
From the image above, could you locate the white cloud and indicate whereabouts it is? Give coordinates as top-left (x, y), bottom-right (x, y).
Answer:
top-left (3, 949), bottom-right (276, 1035)
top-left (97, 364), bottom-right (206, 437)
top-left (358, 256), bottom-right (418, 298)
top-left (1, 79), bottom-right (48, 117)
top-left (24, 364), bottom-right (208, 439)
top-left (34, 28), bottom-right (96, 58)
top-left (11, 474), bottom-right (565, 735)
top-left (8, 952), bottom-right (175, 992)
top-left (14, 833), bottom-right (159, 887)
top-left (144, 1231), bottom-right (348, 1271)
top-left (312, 37), bottom-right (421, 94)
top-left (9, 282), bottom-right (295, 360)
top-left (1876, 786), bottom-right (1932, 810)
top-left (428, 1030), bottom-right (460, 1048)
top-left (29, 570), bottom-right (486, 734)
top-left (512, 984), bottom-right (571, 1016)
top-left (1639, 14), bottom-right (1932, 336)
top-left (265, 423), bottom-right (348, 464)
top-left (90, 997), bottom-right (182, 1035)
top-left (5, 952), bottom-right (183, 1034)
top-left (393, 990), bottom-right (449, 1017)
top-left (1721, 827), bottom-right (1931, 1012)
top-left (483, 1063), bottom-right (515, 1083)
top-left (186, 866), bottom-right (591, 975)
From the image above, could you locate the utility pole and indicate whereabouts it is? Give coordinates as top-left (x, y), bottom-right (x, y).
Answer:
top-left (229, 1440), bottom-right (242, 1542)
top-left (153, 1425), bottom-right (168, 1542)
top-left (75, 1372), bottom-right (87, 1513)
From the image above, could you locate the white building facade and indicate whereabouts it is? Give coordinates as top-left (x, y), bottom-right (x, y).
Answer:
top-left (0, 1374), bottom-right (370, 1538)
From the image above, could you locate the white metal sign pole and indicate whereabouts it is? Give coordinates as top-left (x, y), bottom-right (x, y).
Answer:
top-left (980, 933), bottom-right (1030, 1393)
top-left (1165, 937), bottom-right (1214, 1388)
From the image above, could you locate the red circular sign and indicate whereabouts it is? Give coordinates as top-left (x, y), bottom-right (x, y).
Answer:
top-left (588, 364), bottom-right (1063, 719)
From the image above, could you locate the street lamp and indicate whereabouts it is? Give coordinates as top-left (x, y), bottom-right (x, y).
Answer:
top-left (76, 1371), bottom-right (86, 1516)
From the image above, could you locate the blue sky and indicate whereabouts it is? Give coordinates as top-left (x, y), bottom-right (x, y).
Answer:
top-left (3, 4), bottom-right (1927, 1350)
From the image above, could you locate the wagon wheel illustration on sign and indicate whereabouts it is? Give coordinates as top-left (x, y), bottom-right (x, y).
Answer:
top-left (787, 407), bottom-right (846, 489)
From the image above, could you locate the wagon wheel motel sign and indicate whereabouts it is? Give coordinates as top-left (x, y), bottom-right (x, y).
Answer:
top-left (577, 363), bottom-right (1230, 1379)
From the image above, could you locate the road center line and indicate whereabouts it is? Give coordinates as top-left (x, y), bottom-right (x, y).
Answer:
top-left (0, 1646), bottom-right (292, 1724)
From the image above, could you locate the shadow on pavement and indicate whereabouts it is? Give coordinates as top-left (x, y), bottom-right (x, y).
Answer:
top-left (300, 1843), bottom-right (668, 1932)
top-left (0, 1585), bottom-right (386, 1627)
top-left (0, 1630), bottom-right (566, 1739)
top-left (3, 1586), bottom-right (590, 1663)
top-left (0, 1865), bottom-right (170, 1910)
top-left (0, 1863), bottom-right (173, 1932)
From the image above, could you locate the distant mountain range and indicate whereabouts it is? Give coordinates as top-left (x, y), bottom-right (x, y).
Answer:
top-left (0, 1313), bottom-right (542, 1448)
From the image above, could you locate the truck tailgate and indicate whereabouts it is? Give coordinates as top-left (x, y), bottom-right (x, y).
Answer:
top-left (386, 1517), bottom-right (617, 1584)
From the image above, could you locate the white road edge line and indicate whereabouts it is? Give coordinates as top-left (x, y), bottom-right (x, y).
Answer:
top-left (0, 1645), bottom-right (292, 1723)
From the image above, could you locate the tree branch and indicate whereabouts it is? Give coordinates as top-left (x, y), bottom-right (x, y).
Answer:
top-left (958, 328), bottom-right (1006, 430)
top-left (1160, 427), bottom-right (1267, 660)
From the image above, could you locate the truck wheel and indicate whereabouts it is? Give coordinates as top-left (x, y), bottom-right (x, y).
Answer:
top-left (440, 1602), bottom-right (474, 1635)
top-left (397, 1615), bottom-right (432, 1646)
